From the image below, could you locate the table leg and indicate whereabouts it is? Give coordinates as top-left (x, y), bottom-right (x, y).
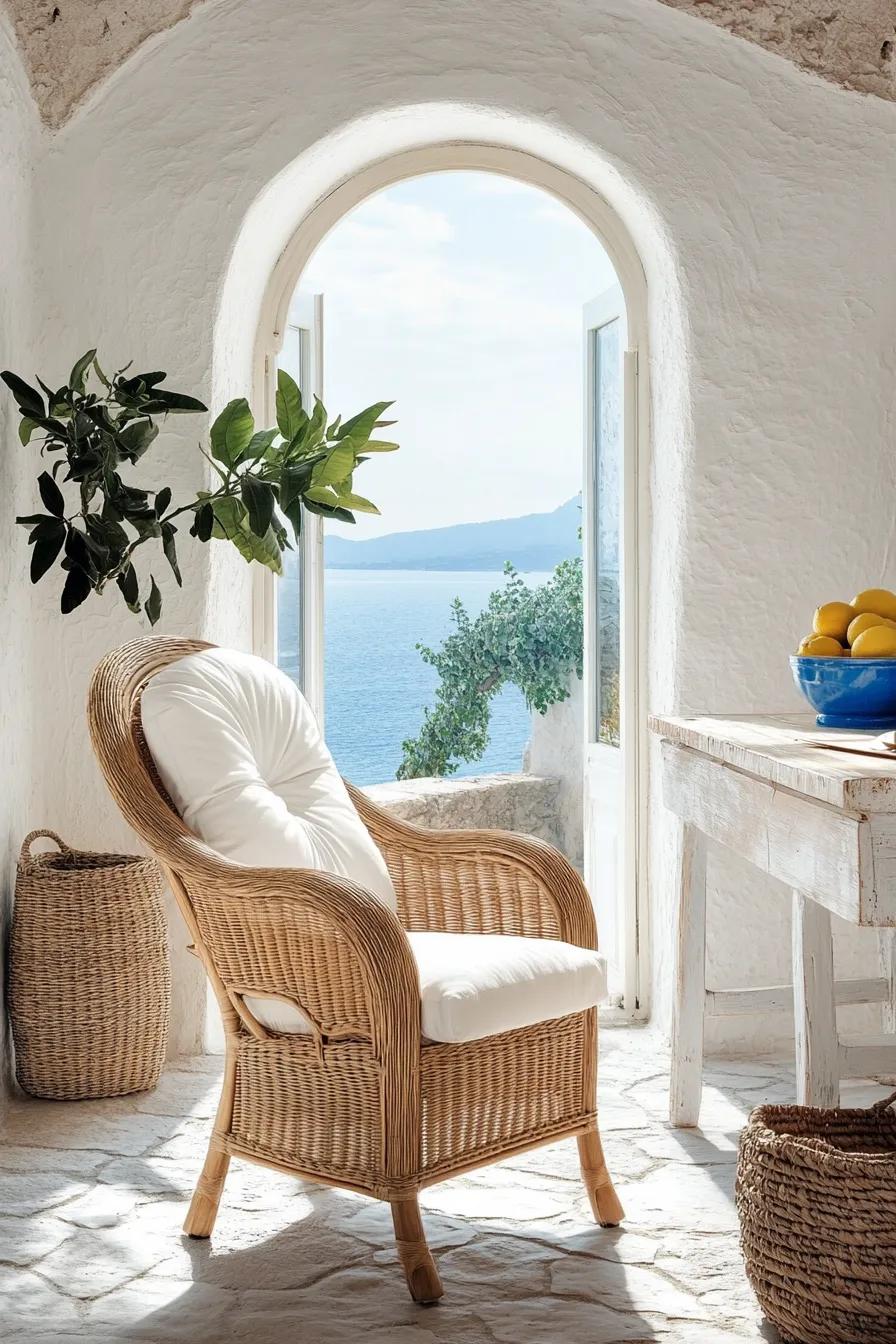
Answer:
top-left (879, 929), bottom-right (896, 1085)
top-left (670, 824), bottom-right (707, 1127)
top-left (792, 891), bottom-right (838, 1107)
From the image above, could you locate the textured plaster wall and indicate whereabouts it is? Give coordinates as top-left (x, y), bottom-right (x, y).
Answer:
top-left (5, 0), bottom-right (895, 1056)
top-left (525, 678), bottom-right (585, 870)
top-left (0, 17), bottom-right (40, 1101)
top-left (660, 0), bottom-right (896, 101)
top-left (3, 0), bottom-right (896, 127)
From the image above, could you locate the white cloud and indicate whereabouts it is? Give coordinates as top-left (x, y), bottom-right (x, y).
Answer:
top-left (305, 191), bottom-right (578, 339)
top-left (296, 173), bottom-right (615, 537)
top-left (533, 201), bottom-right (587, 230)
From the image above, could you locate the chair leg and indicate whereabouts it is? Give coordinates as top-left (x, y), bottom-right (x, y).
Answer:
top-left (391, 1197), bottom-right (444, 1303)
top-left (578, 1129), bottom-right (624, 1227)
top-left (183, 1145), bottom-right (230, 1239)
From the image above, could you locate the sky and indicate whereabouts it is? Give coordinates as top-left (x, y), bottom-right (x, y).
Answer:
top-left (294, 171), bottom-right (618, 541)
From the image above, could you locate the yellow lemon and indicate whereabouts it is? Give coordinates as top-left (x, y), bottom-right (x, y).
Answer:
top-left (813, 602), bottom-right (856, 641)
top-left (797, 635), bottom-right (843, 657)
top-left (851, 625), bottom-right (896, 658)
top-left (851, 588), bottom-right (896, 622)
top-left (847, 612), bottom-right (889, 645)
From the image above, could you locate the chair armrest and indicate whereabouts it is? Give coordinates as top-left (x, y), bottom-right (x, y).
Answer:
top-left (169, 844), bottom-right (421, 1057)
top-left (347, 784), bottom-right (597, 950)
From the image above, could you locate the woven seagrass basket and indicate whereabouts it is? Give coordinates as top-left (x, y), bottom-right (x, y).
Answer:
top-left (8, 830), bottom-right (170, 1100)
top-left (736, 1092), bottom-right (896, 1344)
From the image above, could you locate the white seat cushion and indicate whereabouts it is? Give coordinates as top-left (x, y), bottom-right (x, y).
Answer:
top-left (140, 646), bottom-right (396, 909)
top-left (246, 931), bottom-right (608, 1044)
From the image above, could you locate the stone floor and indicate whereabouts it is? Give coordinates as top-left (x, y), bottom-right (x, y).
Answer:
top-left (2, 1026), bottom-right (893, 1344)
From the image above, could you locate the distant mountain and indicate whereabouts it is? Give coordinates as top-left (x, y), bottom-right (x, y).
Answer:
top-left (323, 497), bottom-right (581, 571)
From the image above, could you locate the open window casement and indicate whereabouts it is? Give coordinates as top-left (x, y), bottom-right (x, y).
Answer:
top-left (582, 285), bottom-right (640, 1014)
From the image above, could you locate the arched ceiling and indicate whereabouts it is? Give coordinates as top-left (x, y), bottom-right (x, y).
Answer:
top-left (3, 0), bottom-right (895, 127)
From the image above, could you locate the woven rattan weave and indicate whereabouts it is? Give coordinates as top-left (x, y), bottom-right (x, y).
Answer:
top-left (87, 636), bottom-right (623, 1302)
top-left (9, 830), bottom-right (169, 1100)
top-left (736, 1092), bottom-right (896, 1344)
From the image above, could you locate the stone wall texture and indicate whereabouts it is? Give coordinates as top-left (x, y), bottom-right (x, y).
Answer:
top-left (364, 774), bottom-right (565, 856)
top-left (660, 0), bottom-right (896, 100)
top-left (2, 0), bottom-right (201, 127)
top-left (3, 0), bottom-right (896, 125)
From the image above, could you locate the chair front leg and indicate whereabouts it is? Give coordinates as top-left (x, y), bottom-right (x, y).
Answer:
top-left (183, 1046), bottom-right (236, 1239)
top-left (391, 1197), bottom-right (443, 1303)
top-left (578, 1129), bottom-right (624, 1227)
top-left (184, 1146), bottom-right (231, 1238)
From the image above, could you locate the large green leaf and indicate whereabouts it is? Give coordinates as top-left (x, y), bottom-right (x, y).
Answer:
top-left (276, 369), bottom-right (305, 441)
top-left (303, 495), bottom-right (355, 524)
top-left (240, 475), bottom-right (276, 539)
top-left (212, 496), bottom-right (283, 574)
top-left (116, 562), bottom-right (140, 612)
top-left (60, 564), bottom-right (92, 614)
top-left (38, 471), bottom-right (66, 517)
top-left (190, 501), bottom-right (215, 542)
top-left (30, 530), bottom-right (65, 583)
top-left (161, 522), bottom-right (182, 586)
top-left (18, 417), bottom-right (39, 446)
top-left (335, 400), bottom-right (393, 444)
top-left (243, 428), bottom-right (279, 463)
top-left (311, 441), bottom-right (355, 488)
top-left (279, 459), bottom-right (315, 514)
top-left (333, 489), bottom-right (380, 514)
top-left (144, 576), bottom-right (162, 625)
top-left (139, 389), bottom-right (207, 414)
top-left (362, 440), bottom-right (400, 452)
top-left (69, 349), bottom-right (97, 396)
top-left (118, 418), bottom-right (158, 460)
top-left (1, 371), bottom-right (45, 418)
top-left (210, 399), bottom-right (255, 468)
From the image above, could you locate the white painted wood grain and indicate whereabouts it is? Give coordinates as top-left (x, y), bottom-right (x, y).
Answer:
top-left (867, 818), bottom-right (896, 924)
top-left (705, 977), bottom-right (889, 1017)
top-left (792, 891), bottom-right (839, 1107)
top-left (661, 742), bottom-right (869, 922)
top-left (670, 823), bottom-right (706, 1128)
top-left (881, 929), bottom-right (896, 1034)
top-left (650, 713), bottom-right (896, 813)
top-left (839, 1035), bottom-right (896, 1078)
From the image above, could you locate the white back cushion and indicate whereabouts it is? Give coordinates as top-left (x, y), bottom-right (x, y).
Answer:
top-left (140, 647), bottom-right (396, 910)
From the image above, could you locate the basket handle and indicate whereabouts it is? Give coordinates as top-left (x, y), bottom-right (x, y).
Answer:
top-left (872, 1089), bottom-right (896, 1113)
top-left (19, 830), bottom-right (73, 864)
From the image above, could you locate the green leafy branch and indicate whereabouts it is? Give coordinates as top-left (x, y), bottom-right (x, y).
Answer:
top-left (397, 557), bottom-right (584, 779)
top-left (2, 353), bottom-right (397, 623)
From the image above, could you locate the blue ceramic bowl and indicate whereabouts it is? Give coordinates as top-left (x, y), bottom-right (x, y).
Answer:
top-left (791, 655), bottom-right (896, 729)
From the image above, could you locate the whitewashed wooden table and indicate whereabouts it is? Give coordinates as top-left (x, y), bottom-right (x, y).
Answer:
top-left (650, 713), bottom-right (896, 1126)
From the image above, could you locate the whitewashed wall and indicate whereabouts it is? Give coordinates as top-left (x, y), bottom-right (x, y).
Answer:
top-left (1, 0), bottom-right (894, 1060)
top-left (526, 677), bottom-right (585, 870)
top-left (0, 17), bottom-right (40, 1100)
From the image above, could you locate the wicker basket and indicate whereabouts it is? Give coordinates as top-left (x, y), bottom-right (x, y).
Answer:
top-left (8, 830), bottom-right (170, 1100)
top-left (736, 1092), bottom-right (896, 1344)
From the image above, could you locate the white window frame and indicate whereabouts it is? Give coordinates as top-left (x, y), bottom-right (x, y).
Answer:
top-left (583, 286), bottom-right (642, 1016)
top-left (251, 143), bottom-right (651, 1016)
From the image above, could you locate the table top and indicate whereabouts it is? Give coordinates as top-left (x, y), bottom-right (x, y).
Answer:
top-left (649, 712), bottom-right (896, 813)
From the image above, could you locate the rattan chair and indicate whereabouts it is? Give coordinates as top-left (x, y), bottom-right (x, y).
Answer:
top-left (88, 636), bottom-right (623, 1302)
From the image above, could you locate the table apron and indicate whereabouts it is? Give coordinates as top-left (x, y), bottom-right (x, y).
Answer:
top-left (661, 741), bottom-right (896, 925)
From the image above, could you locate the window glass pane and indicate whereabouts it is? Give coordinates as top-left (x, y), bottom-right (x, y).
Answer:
top-left (276, 324), bottom-right (308, 688)
top-left (594, 318), bottom-right (621, 747)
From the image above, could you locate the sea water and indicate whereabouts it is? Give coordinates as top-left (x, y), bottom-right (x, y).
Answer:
top-left (278, 569), bottom-right (549, 786)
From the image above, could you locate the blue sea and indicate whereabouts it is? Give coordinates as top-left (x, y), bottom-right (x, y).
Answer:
top-left (279, 570), bottom-right (550, 786)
